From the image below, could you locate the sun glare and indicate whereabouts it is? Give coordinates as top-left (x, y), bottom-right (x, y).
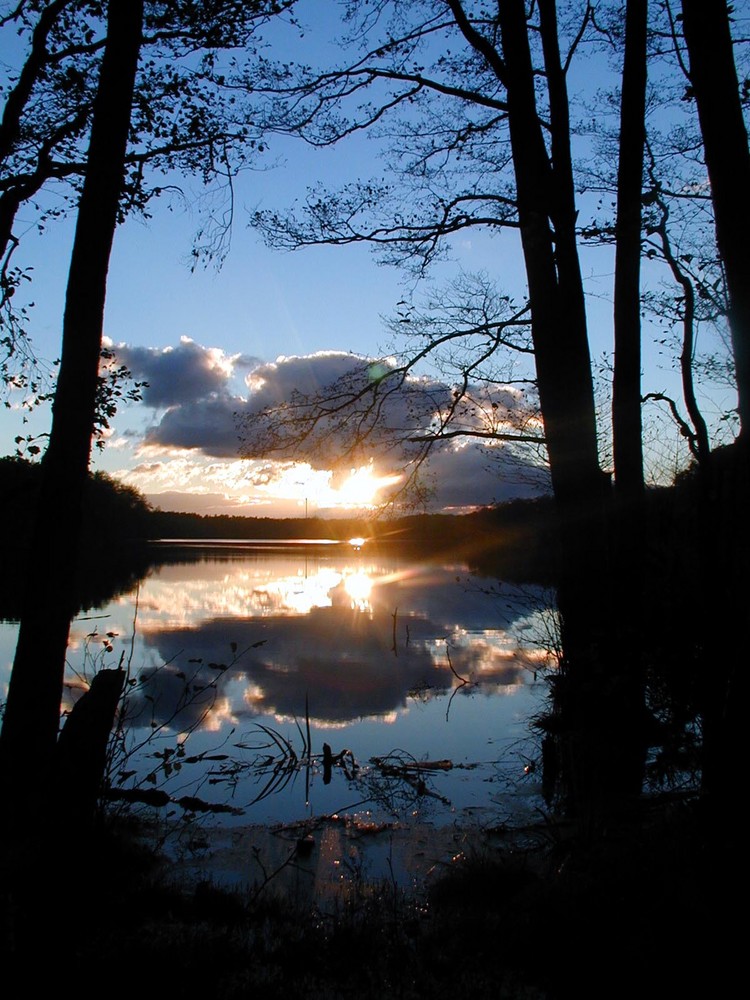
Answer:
top-left (332, 465), bottom-right (402, 508)
top-left (119, 454), bottom-right (403, 517)
top-left (273, 462), bottom-right (402, 511)
top-left (343, 570), bottom-right (373, 610)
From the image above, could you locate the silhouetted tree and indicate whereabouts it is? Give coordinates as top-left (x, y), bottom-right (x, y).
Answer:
top-left (247, 0), bottom-right (663, 813)
top-left (0, 0), bottom-right (297, 826)
top-left (1, 0), bottom-right (296, 402)
top-left (0, 0), bottom-right (145, 825)
top-left (252, 1), bottom-right (611, 561)
top-left (676, 0), bottom-right (750, 820)
top-left (613, 0), bottom-right (648, 503)
top-left (680, 0), bottom-right (750, 441)
top-left (641, 172), bottom-right (712, 469)
top-left (604, 0), bottom-right (650, 817)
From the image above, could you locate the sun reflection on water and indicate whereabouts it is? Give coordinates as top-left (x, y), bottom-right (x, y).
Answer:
top-left (342, 571), bottom-right (373, 611)
top-left (0, 548), bottom-right (560, 837)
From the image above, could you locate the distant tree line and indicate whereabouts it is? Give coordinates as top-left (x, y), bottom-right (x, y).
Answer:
top-left (3, 453), bottom-right (704, 595)
top-left (1, 453), bottom-right (561, 574)
top-left (0, 455), bottom-right (150, 547)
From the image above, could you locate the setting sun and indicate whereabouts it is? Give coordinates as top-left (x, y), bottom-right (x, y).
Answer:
top-left (120, 456), bottom-right (405, 518)
top-left (274, 461), bottom-right (402, 513)
top-left (332, 465), bottom-right (401, 507)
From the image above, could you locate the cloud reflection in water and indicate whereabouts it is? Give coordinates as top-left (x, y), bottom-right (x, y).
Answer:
top-left (109, 552), bottom-right (550, 736)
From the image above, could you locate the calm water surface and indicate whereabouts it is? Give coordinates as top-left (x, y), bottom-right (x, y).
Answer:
top-left (0, 542), bottom-right (557, 844)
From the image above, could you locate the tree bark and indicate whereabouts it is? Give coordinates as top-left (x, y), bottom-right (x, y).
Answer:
top-left (0, 0), bottom-right (144, 820)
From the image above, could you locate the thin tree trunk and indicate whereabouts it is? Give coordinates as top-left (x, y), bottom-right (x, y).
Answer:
top-left (499, 0), bottom-right (650, 818)
top-left (680, 0), bottom-right (750, 826)
top-left (613, 0), bottom-right (647, 501)
top-left (500, 0), bottom-right (607, 524)
top-left (0, 0), bottom-right (73, 260)
top-left (604, 0), bottom-right (650, 808)
top-left (0, 0), bottom-right (144, 820)
top-left (681, 0), bottom-right (750, 441)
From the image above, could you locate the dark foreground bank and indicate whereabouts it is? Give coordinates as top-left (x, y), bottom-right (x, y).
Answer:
top-left (0, 791), bottom-right (735, 1000)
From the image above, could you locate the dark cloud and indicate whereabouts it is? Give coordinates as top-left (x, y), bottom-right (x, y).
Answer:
top-left (245, 352), bottom-right (371, 406)
top-left (117, 341), bottom-right (550, 507)
top-left (418, 441), bottom-right (551, 509)
top-left (239, 353), bottom-right (449, 468)
top-left (143, 395), bottom-right (242, 456)
top-left (235, 353), bottom-right (549, 505)
top-left (112, 337), bottom-right (257, 408)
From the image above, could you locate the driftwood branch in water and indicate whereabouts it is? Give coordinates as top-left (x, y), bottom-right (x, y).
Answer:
top-left (370, 754), bottom-right (453, 804)
top-left (323, 742), bottom-right (358, 784)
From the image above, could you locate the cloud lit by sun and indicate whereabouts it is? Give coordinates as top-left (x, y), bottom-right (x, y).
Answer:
top-left (330, 464), bottom-right (403, 507)
top-left (103, 342), bottom-right (550, 515)
top-left (271, 461), bottom-right (402, 510)
top-left (117, 452), bottom-right (402, 516)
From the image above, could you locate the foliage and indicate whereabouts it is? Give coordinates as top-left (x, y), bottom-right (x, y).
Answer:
top-left (0, 453), bottom-right (152, 543)
top-left (93, 346), bottom-right (148, 450)
top-left (0, 0), bottom-right (299, 419)
top-left (238, 0), bottom-right (743, 483)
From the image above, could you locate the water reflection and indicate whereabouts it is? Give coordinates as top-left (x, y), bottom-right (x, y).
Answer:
top-left (1, 545), bottom-right (555, 827)
top-left (105, 552), bottom-right (549, 734)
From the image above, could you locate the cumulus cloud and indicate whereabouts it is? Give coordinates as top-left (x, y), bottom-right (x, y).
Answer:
top-left (142, 396), bottom-right (243, 457)
top-left (416, 441), bottom-right (550, 509)
top-left (111, 336), bottom-right (256, 409)
top-left (112, 340), bottom-right (550, 512)
top-left (238, 353), bottom-right (450, 469)
top-left (234, 352), bottom-right (549, 507)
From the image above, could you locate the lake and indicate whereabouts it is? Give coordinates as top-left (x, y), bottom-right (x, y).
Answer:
top-left (0, 539), bottom-right (557, 894)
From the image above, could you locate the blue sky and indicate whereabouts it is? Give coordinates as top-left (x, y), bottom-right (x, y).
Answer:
top-left (4, 163), bottom-right (554, 517)
top-left (1, 1), bottom-right (737, 519)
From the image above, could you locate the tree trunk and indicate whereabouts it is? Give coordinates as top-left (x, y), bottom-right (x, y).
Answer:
top-left (500, 0), bottom-right (608, 590)
top-left (680, 0), bottom-right (750, 440)
top-left (605, 0), bottom-right (650, 811)
top-left (56, 668), bottom-right (126, 833)
top-left (0, 0), bottom-right (144, 823)
top-left (500, 0), bottom-right (607, 522)
top-left (680, 0), bottom-right (750, 828)
top-left (498, 0), bottom-right (649, 818)
top-left (0, 0), bottom-right (73, 260)
top-left (613, 0), bottom-right (647, 503)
